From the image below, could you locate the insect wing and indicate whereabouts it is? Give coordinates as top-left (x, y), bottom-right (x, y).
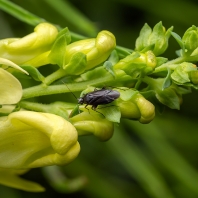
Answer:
top-left (85, 89), bottom-right (120, 106)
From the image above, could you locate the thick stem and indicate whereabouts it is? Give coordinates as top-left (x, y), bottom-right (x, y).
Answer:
top-left (22, 72), bottom-right (118, 99)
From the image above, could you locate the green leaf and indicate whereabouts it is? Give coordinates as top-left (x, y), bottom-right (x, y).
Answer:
top-left (119, 89), bottom-right (138, 101)
top-left (115, 46), bottom-right (132, 58)
top-left (108, 50), bottom-right (119, 65)
top-left (99, 105), bottom-right (121, 123)
top-left (139, 44), bottom-right (155, 53)
top-left (56, 27), bottom-right (71, 43)
top-left (104, 61), bottom-right (115, 77)
top-left (162, 68), bottom-right (172, 90)
top-left (135, 23), bottom-right (152, 51)
top-left (190, 47), bottom-right (198, 56)
top-left (43, 0), bottom-right (98, 36)
top-left (156, 88), bottom-right (180, 110)
top-left (150, 22), bottom-right (164, 46)
top-left (64, 52), bottom-right (87, 75)
top-left (80, 66), bottom-right (108, 81)
top-left (20, 65), bottom-right (45, 82)
top-left (156, 57), bottom-right (168, 67)
top-left (48, 28), bottom-right (71, 67)
top-left (69, 105), bottom-right (80, 118)
top-left (0, 0), bottom-right (45, 26)
top-left (123, 63), bottom-right (146, 78)
top-left (171, 32), bottom-right (185, 52)
top-left (143, 77), bottom-right (183, 110)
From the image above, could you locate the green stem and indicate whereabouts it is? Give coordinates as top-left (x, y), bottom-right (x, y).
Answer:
top-left (154, 56), bottom-right (186, 73)
top-left (44, 68), bottom-right (68, 85)
top-left (22, 72), bottom-right (118, 99)
top-left (19, 101), bottom-right (48, 112)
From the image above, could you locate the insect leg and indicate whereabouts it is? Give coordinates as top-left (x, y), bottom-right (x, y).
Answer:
top-left (84, 104), bottom-right (90, 114)
top-left (91, 105), bottom-right (105, 117)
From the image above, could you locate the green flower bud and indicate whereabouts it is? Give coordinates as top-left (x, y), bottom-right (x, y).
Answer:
top-left (189, 70), bottom-right (198, 84)
top-left (135, 22), bottom-right (173, 56)
top-left (117, 90), bottom-right (155, 123)
top-left (63, 30), bottom-right (116, 72)
top-left (0, 23), bottom-right (58, 66)
top-left (114, 50), bottom-right (157, 77)
top-left (134, 94), bottom-right (155, 124)
top-left (0, 168), bottom-right (45, 192)
top-left (118, 101), bottom-right (141, 119)
top-left (70, 112), bottom-right (114, 141)
top-left (0, 111), bottom-right (80, 169)
top-left (171, 62), bottom-right (197, 84)
top-left (182, 25), bottom-right (198, 54)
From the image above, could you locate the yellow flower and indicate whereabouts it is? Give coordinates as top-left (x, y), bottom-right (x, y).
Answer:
top-left (0, 111), bottom-right (80, 169)
top-left (59, 30), bottom-right (116, 75)
top-left (118, 90), bottom-right (155, 123)
top-left (70, 112), bottom-right (114, 141)
top-left (0, 23), bottom-right (58, 67)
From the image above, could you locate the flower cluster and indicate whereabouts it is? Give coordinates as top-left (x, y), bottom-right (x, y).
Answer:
top-left (1, 21), bottom-right (198, 192)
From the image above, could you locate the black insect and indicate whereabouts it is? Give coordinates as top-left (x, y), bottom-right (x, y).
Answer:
top-left (78, 87), bottom-right (120, 111)
top-left (63, 81), bottom-right (120, 116)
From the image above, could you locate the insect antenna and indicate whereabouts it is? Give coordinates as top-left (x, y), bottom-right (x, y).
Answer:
top-left (62, 81), bottom-right (78, 100)
top-left (62, 81), bottom-right (81, 116)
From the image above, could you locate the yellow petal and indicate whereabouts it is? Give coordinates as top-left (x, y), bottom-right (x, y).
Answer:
top-left (70, 112), bottom-right (114, 141)
top-left (0, 57), bottom-right (28, 74)
top-left (0, 23), bottom-right (58, 65)
top-left (0, 68), bottom-right (22, 104)
top-left (0, 168), bottom-right (45, 192)
top-left (0, 111), bottom-right (80, 169)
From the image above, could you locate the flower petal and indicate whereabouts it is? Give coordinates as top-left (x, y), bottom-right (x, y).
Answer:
top-left (0, 57), bottom-right (28, 74)
top-left (0, 68), bottom-right (22, 104)
top-left (0, 111), bottom-right (80, 169)
top-left (0, 23), bottom-right (58, 66)
top-left (0, 168), bottom-right (45, 192)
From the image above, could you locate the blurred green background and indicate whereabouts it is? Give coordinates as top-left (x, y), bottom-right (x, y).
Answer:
top-left (1, 0), bottom-right (198, 198)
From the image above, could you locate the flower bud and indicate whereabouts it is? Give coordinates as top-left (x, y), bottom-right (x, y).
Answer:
top-left (70, 112), bottom-right (114, 141)
top-left (189, 70), bottom-right (198, 84)
top-left (0, 111), bottom-right (80, 169)
top-left (117, 90), bottom-right (155, 123)
top-left (114, 50), bottom-right (157, 77)
top-left (0, 23), bottom-right (58, 66)
top-left (134, 94), bottom-right (155, 123)
top-left (182, 25), bottom-right (198, 54)
top-left (135, 22), bottom-right (173, 56)
top-left (171, 62), bottom-right (197, 84)
top-left (63, 30), bottom-right (116, 73)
